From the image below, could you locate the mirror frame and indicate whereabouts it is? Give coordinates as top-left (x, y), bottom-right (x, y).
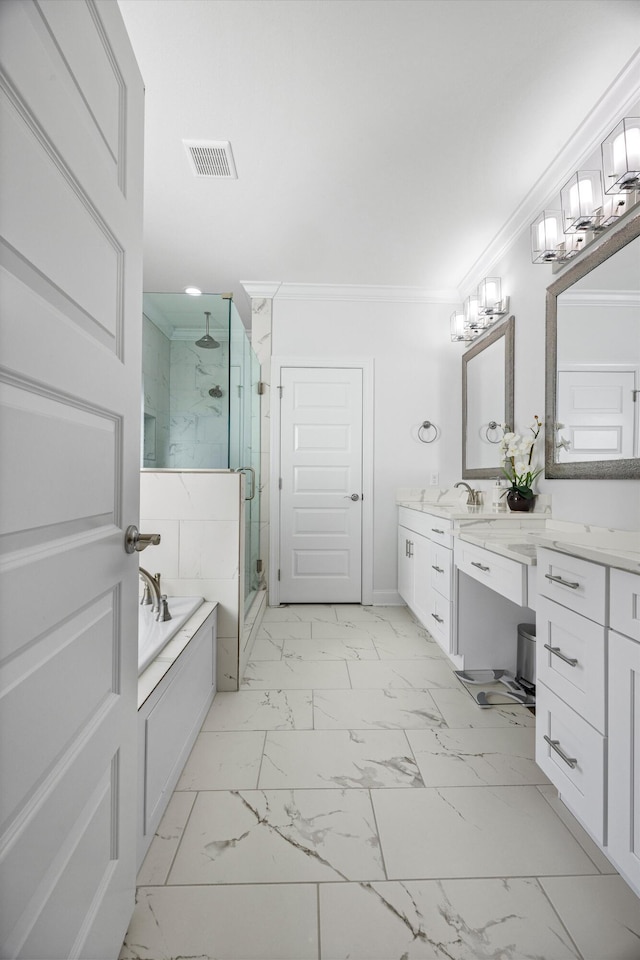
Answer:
top-left (545, 209), bottom-right (640, 480)
top-left (462, 315), bottom-right (515, 479)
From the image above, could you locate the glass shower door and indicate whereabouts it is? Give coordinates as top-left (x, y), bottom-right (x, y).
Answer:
top-left (228, 300), bottom-right (261, 614)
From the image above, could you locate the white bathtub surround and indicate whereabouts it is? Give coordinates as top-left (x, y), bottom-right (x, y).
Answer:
top-left (137, 601), bottom-right (215, 706)
top-left (140, 470), bottom-right (256, 690)
top-left (121, 603), bottom-right (639, 960)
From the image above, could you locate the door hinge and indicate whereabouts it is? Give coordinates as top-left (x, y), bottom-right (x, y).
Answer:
top-left (277, 569), bottom-right (281, 581)
top-left (278, 385), bottom-right (283, 398)
top-left (257, 381), bottom-right (266, 395)
top-left (279, 477), bottom-right (282, 490)
top-left (256, 558), bottom-right (263, 573)
top-left (633, 389), bottom-right (639, 402)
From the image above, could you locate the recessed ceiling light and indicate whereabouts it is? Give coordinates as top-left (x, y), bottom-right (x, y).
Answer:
top-left (184, 286), bottom-right (202, 296)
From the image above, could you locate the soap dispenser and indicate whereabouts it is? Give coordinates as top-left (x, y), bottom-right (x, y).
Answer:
top-left (492, 477), bottom-right (507, 513)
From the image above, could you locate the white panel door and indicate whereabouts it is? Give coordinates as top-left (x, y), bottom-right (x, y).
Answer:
top-left (556, 367), bottom-right (638, 460)
top-left (0, 2), bottom-right (143, 958)
top-left (279, 366), bottom-right (363, 603)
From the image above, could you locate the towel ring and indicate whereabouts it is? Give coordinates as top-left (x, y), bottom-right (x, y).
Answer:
top-left (418, 420), bottom-right (439, 443)
top-left (485, 421), bottom-right (502, 443)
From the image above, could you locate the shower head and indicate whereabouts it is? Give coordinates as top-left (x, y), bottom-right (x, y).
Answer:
top-left (195, 311), bottom-right (220, 349)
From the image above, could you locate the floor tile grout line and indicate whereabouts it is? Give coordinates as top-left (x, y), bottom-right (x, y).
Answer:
top-left (534, 877), bottom-right (587, 960)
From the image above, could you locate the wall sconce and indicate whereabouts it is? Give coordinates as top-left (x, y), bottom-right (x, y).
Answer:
top-left (531, 209), bottom-right (565, 262)
top-left (602, 117), bottom-right (640, 193)
top-left (531, 116), bottom-right (640, 266)
top-left (450, 310), bottom-right (471, 342)
top-left (561, 170), bottom-right (603, 233)
top-left (477, 276), bottom-right (509, 321)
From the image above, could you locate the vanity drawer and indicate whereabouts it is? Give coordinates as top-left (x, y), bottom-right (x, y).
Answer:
top-left (428, 540), bottom-right (452, 600)
top-left (397, 507), bottom-right (453, 547)
top-left (536, 596), bottom-right (606, 733)
top-left (427, 593), bottom-right (452, 653)
top-left (537, 548), bottom-right (606, 624)
top-left (610, 568), bottom-right (640, 642)
top-left (535, 682), bottom-right (605, 845)
top-left (454, 540), bottom-right (527, 606)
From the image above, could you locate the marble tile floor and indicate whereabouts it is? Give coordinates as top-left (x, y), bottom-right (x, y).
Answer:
top-left (120, 604), bottom-right (640, 960)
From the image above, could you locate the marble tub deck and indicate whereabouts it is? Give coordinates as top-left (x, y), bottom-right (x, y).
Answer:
top-left (120, 604), bottom-right (640, 960)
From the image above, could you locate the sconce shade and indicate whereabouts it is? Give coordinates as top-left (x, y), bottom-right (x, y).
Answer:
top-left (477, 277), bottom-right (502, 313)
top-left (560, 171), bottom-right (603, 232)
top-left (531, 210), bottom-right (564, 262)
top-left (602, 118), bottom-right (640, 193)
top-left (450, 311), bottom-right (470, 342)
top-left (463, 295), bottom-right (481, 329)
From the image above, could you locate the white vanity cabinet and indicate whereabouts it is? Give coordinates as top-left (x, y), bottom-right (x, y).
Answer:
top-left (535, 548), bottom-right (640, 896)
top-left (607, 569), bottom-right (640, 893)
top-left (397, 507), bottom-right (454, 654)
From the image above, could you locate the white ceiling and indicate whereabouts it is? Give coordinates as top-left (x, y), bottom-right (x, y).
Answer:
top-left (118, 0), bottom-right (640, 325)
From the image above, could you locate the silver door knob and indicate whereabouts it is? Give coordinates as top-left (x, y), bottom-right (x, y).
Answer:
top-left (344, 493), bottom-right (360, 501)
top-left (124, 525), bottom-right (161, 554)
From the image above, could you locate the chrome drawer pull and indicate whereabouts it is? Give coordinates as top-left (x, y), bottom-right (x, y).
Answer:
top-left (431, 528), bottom-right (445, 535)
top-left (545, 573), bottom-right (579, 589)
top-left (544, 643), bottom-right (578, 667)
top-left (544, 735), bottom-right (578, 769)
top-left (471, 561), bottom-right (490, 572)
top-left (431, 613), bottom-right (444, 624)
top-left (432, 565), bottom-right (444, 573)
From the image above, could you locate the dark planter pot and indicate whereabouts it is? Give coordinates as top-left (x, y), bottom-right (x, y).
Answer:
top-left (506, 489), bottom-right (536, 512)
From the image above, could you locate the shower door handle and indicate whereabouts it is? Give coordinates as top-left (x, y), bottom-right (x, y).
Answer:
top-left (235, 466), bottom-right (256, 501)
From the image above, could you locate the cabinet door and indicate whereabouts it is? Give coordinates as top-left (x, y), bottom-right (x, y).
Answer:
top-left (397, 526), bottom-right (414, 605)
top-left (412, 533), bottom-right (432, 626)
top-left (608, 630), bottom-right (640, 896)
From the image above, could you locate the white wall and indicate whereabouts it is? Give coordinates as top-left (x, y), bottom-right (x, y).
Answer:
top-left (272, 296), bottom-right (459, 601)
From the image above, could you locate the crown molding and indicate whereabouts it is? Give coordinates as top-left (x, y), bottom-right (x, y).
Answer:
top-left (241, 281), bottom-right (282, 301)
top-left (242, 281), bottom-right (459, 304)
top-left (457, 50), bottom-right (640, 296)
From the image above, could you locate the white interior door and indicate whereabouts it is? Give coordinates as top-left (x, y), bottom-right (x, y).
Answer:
top-left (0, 2), bottom-right (144, 957)
top-left (278, 366), bottom-right (363, 603)
top-left (557, 366), bottom-right (638, 460)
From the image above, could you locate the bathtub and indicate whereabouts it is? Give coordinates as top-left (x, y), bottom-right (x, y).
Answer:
top-left (138, 596), bottom-right (204, 675)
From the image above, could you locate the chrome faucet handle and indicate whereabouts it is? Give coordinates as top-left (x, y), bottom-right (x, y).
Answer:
top-left (155, 595), bottom-right (172, 622)
top-left (140, 582), bottom-right (153, 606)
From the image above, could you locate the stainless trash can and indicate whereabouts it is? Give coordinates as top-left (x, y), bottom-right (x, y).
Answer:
top-left (516, 622), bottom-right (536, 692)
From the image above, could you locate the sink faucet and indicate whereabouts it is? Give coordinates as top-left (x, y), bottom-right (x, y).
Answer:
top-left (455, 481), bottom-right (482, 506)
top-left (139, 567), bottom-right (161, 612)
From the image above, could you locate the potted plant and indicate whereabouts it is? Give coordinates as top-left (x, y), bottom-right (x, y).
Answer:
top-left (500, 415), bottom-right (543, 512)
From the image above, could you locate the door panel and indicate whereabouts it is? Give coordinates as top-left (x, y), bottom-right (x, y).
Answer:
top-left (557, 367), bottom-right (637, 460)
top-left (279, 367), bottom-right (362, 603)
top-left (0, 2), bottom-right (144, 957)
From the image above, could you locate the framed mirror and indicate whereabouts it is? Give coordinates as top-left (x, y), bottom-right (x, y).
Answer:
top-left (545, 210), bottom-right (640, 479)
top-left (462, 316), bottom-right (514, 478)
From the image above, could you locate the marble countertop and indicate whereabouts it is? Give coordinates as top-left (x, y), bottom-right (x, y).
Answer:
top-left (456, 531), bottom-right (539, 565)
top-left (527, 527), bottom-right (640, 575)
top-left (397, 488), bottom-right (639, 572)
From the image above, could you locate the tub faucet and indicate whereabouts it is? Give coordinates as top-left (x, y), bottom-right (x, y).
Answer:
top-left (454, 481), bottom-right (481, 506)
top-left (139, 567), bottom-right (161, 612)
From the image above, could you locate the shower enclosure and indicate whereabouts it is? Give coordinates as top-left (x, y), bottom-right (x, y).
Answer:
top-left (141, 292), bottom-right (261, 612)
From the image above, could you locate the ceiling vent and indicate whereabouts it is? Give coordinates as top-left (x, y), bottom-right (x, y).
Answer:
top-left (183, 140), bottom-right (238, 178)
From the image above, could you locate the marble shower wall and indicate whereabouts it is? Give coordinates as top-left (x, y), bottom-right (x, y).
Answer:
top-left (168, 340), bottom-right (230, 469)
top-left (142, 316), bottom-right (170, 468)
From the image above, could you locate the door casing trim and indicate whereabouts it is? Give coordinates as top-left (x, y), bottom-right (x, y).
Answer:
top-left (269, 356), bottom-right (374, 606)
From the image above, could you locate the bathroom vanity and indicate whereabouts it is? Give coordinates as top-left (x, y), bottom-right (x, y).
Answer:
top-left (136, 603), bottom-right (218, 869)
top-left (397, 492), bottom-right (640, 897)
top-left (397, 492), bottom-right (545, 672)
top-left (531, 534), bottom-right (640, 897)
